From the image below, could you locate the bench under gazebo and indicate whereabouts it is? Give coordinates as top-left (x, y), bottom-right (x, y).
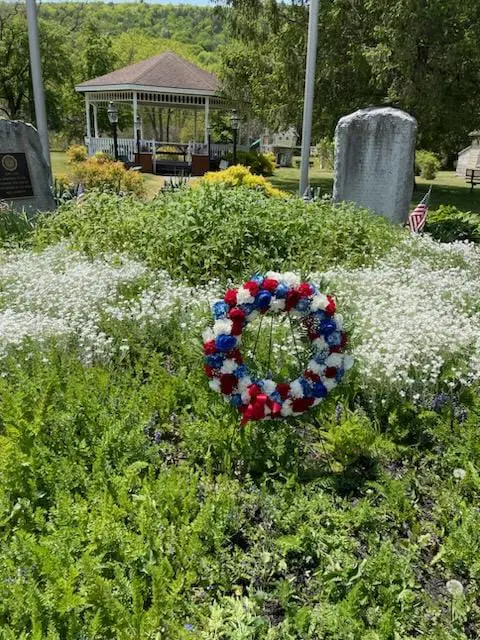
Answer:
top-left (75, 51), bottom-right (237, 175)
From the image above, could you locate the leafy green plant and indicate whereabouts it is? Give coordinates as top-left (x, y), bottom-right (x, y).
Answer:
top-left (35, 184), bottom-right (405, 283)
top-left (426, 205), bottom-right (480, 243)
top-left (65, 153), bottom-right (146, 196)
top-left (226, 150), bottom-right (276, 176)
top-left (416, 150), bottom-right (441, 180)
top-left (66, 144), bottom-right (88, 164)
top-left (201, 165), bottom-right (286, 197)
top-left (0, 204), bottom-right (34, 247)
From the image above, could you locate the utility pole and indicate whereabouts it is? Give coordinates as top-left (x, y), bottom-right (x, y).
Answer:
top-left (299, 0), bottom-right (319, 198)
top-left (26, 0), bottom-right (51, 179)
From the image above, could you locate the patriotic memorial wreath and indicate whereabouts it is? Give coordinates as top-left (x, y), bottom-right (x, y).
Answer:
top-left (203, 272), bottom-right (353, 425)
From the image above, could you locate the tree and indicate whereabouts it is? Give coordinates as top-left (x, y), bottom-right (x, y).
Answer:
top-left (219, 0), bottom-right (480, 154)
top-left (0, 3), bottom-right (71, 128)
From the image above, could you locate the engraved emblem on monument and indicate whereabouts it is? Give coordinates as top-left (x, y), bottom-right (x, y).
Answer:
top-left (0, 152), bottom-right (34, 199)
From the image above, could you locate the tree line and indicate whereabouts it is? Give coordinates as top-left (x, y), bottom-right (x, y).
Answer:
top-left (0, 2), bottom-right (224, 143)
top-left (220, 0), bottom-right (480, 155)
top-left (0, 0), bottom-right (478, 154)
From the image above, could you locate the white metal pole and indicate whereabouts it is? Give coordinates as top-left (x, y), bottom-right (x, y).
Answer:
top-left (25, 0), bottom-right (51, 178)
top-left (299, 0), bottom-right (319, 197)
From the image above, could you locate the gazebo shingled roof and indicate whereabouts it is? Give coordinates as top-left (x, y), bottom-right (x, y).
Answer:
top-left (76, 51), bottom-right (219, 94)
top-left (76, 51), bottom-right (226, 160)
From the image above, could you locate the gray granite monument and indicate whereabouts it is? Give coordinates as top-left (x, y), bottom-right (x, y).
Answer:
top-left (333, 107), bottom-right (417, 223)
top-left (0, 119), bottom-right (54, 214)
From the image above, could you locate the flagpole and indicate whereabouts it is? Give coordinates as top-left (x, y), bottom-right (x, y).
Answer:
top-left (299, 0), bottom-right (319, 197)
top-left (26, 0), bottom-right (51, 180)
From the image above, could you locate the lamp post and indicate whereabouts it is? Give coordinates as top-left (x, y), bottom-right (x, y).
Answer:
top-left (231, 110), bottom-right (240, 165)
top-left (135, 115), bottom-right (141, 155)
top-left (107, 101), bottom-right (119, 161)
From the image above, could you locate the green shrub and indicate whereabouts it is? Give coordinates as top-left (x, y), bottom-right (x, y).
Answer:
top-left (426, 205), bottom-right (480, 243)
top-left (228, 150), bottom-right (276, 176)
top-left (35, 184), bottom-right (405, 283)
top-left (66, 144), bottom-right (88, 164)
top-left (201, 165), bottom-right (287, 198)
top-left (415, 150), bottom-right (441, 180)
top-left (69, 154), bottom-right (146, 196)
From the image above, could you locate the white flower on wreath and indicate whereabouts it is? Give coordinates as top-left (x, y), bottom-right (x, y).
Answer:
top-left (213, 318), bottom-right (233, 336)
top-left (236, 286), bottom-right (255, 305)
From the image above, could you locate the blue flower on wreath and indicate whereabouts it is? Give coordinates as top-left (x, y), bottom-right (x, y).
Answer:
top-left (320, 318), bottom-right (337, 336)
top-left (215, 335), bottom-right (237, 352)
top-left (312, 381), bottom-right (328, 398)
top-left (235, 364), bottom-right (248, 379)
top-left (296, 297), bottom-right (311, 313)
top-left (256, 290), bottom-right (272, 309)
top-left (213, 301), bottom-right (229, 319)
top-left (326, 331), bottom-right (341, 346)
top-left (206, 354), bottom-right (225, 368)
top-left (230, 394), bottom-right (243, 407)
top-left (275, 283), bottom-right (289, 299)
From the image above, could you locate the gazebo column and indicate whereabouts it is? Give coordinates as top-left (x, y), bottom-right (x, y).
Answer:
top-left (204, 96), bottom-right (210, 145)
top-left (93, 104), bottom-right (99, 138)
top-left (85, 94), bottom-right (92, 152)
top-left (133, 91), bottom-right (138, 139)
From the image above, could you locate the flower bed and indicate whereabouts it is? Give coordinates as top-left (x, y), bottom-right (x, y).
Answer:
top-left (1, 190), bottom-right (480, 637)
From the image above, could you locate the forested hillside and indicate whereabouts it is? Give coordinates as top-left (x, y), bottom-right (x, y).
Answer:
top-left (0, 2), bottom-right (225, 142)
top-left (40, 3), bottom-right (225, 66)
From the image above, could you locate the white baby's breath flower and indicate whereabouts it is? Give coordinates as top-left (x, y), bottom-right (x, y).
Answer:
top-left (453, 468), bottom-right (466, 480)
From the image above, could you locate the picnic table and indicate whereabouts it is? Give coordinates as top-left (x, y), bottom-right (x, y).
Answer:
top-left (466, 168), bottom-right (480, 193)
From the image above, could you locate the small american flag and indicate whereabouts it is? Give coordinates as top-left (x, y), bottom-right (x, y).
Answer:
top-left (408, 186), bottom-right (432, 233)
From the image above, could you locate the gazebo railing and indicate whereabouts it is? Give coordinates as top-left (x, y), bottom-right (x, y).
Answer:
top-left (87, 137), bottom-right (155, 161)
top-left (85, 137), bottom-right (249, 168)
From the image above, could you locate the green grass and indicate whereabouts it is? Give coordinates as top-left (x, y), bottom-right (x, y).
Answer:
top-left (270, 166), bottom-right (480, 214)
top-left (52, 151), bottom-right (480, 213)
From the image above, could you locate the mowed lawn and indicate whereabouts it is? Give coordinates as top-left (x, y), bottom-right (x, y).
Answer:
top-left (269, 166), bottom-right (480, 213)
top-left (51, 151), bottom-right (480, 213)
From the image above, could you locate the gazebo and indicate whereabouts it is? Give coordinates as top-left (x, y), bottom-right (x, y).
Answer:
top-left (75, 51), bottom-right (232, 174)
